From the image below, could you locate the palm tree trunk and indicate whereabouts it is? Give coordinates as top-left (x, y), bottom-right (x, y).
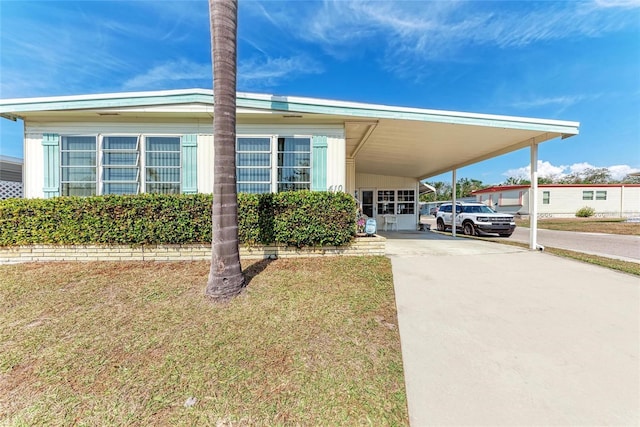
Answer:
top-left (206, 0), bottom-right (245, 300)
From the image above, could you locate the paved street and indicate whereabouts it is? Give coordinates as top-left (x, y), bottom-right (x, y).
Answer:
top-left (420, 216), bottom-right (640, 262)
top-left (510, 226), bottom-right (640, 262)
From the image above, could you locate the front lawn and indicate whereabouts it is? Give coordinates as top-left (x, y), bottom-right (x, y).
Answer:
top-left (0, 258), bottom-right (407, 425)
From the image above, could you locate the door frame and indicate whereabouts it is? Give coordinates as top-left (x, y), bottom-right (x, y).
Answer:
top-left (359, 188), bottom-right (375, 218)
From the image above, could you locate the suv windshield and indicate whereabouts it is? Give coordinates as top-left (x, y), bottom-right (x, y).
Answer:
top-left (462, 205), bottom-right (496, 214)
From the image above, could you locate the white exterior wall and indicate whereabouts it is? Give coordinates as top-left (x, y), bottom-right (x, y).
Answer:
top-left (475, 186), bottom-right (640, 218)
top-left (197, 134), bottom-right (214, 194)
top-left (356, 173), bottom-right (417, 189)
top-left (23, 120), bottom-right (346, 198)
top-left (345, 158), bottom-right (356, 195)
top-left (478, 188), bottom-right (523, 212)
top-left (326, 135), bottom-right (346, 191)
top-left (24, 132), bottom-right (45, 198)
top-left (621, 185), bottom-right (640, 217)
top-left (537, 186), bottom-right (639, 218)
top-left (355, 172), bottom-right (420, 230)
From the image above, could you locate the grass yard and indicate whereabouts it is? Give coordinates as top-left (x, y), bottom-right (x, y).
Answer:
top-left (0, 257), bottom-right (407, 426)
top-left (516, 217), bottom-right (640, 235)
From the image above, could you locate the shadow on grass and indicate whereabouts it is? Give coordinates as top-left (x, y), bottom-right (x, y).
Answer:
top-left (242, 257), bottom-right (274, 288)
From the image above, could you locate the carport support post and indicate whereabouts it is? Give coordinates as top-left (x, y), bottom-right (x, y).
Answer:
top-left (529, 143), bottom-right (538, 250)
top-left (452, 169), bottom-right (457, 238)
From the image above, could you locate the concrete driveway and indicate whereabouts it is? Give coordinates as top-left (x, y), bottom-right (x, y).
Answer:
top-left (383, 231), bottom-right (639, 426)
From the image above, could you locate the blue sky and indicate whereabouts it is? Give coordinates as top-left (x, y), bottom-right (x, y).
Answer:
top-left (1, 0), bottom-right (639, 184)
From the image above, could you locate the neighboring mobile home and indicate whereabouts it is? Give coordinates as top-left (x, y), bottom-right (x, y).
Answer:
top-left (473, 184), bottom-right (640, 218)
top-left (0, 155), bottom-right (23, 200)
top-left (0, 89), bottom-right (580, 230)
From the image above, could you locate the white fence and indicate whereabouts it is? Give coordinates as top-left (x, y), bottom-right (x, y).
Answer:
top-left (0, 180), bottom-right (23, 200)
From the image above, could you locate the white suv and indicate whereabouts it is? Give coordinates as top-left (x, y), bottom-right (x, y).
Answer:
top-left (436, 202), bottom-right (516, 237)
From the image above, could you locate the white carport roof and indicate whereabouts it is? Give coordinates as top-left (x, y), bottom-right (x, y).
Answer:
top-left (0, 88), bottom-right (579, 180)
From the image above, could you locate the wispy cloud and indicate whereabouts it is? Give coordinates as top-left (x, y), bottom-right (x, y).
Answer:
top-left (122, 53), bottom-right (324, 92)
top-left (0, 18), bottom-right (131, 97)
top-left (0, 0), bottom-right (211, 97)
top-left (509, 94), bottom-right (604, 113)
top-left (249, 0), bottom-right (639, 77)
top-left (238, 55), bottom-right (324, 90)
top-left (96, 1), bottom-right (206, 43)
top-left (123, 59), bottom-right (211, 90)
top-left (592, 0), bottom-right (640, 9)
top-left (300, 1), bottom-right (466, 60)
top-left (3, 0), bottom-right (638, 99)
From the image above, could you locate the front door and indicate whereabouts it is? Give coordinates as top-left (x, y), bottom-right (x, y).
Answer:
top-left (361, 190), bottom-right (374, 218)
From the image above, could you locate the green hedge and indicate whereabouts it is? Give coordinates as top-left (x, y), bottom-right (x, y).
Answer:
top-left (575, 206), bottom-right (596, 218)
top-left (0, 192), bottom-right (356, 247)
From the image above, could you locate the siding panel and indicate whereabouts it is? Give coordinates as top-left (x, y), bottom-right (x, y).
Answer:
top-left (356, 173), bottom-right (417, 188)
top-left (311, 135), bottom-right (328, 191)
top-left (197, 134), bottom-right (214, 194)
top-left (327, 136), bottom-right (346, 190)
top-left (475, 185), bottom-right (640, 217)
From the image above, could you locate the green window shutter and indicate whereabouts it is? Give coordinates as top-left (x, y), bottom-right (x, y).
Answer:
top-left (311, 135), bottom-right (328, 191)
top-left (42, 133), bottom-right (60, 198)
top-left (181, 134), bottom-right (198, 194)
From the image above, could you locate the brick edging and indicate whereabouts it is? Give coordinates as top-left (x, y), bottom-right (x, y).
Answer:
top-left (0, 236), bottom-right (386, 264)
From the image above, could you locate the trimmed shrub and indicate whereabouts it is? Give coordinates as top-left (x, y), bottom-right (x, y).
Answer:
top-left (0, 194), bottom-right (212, 246)
top-left (271, 191), bottom-right (356, 247)
top-left (0, 192), bottom-right (356, 247)
top-left (575, 206), bottom-right (596, 218)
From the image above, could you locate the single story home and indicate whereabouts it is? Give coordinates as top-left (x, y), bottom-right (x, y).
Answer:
top-left (473, 184), bottom-right (640, 218)
top-left (0, 89), bottom-right (580, 235)
top-left (0, 155), bottom-right (23, 200)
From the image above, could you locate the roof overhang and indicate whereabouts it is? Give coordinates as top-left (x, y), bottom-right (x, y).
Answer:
top-left (419, 182), bottom-right (436, 194)
top-left (0, 89), bottom-right (580, 180)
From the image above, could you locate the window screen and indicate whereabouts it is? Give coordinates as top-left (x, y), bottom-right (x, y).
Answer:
top-left (61, 136), bottom-right (97, 196)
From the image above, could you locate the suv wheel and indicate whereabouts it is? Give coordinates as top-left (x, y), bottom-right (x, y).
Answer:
top-left (462, 222), bottom-right (476, 236)
top-left (436, 218), bottom-right (445, 232)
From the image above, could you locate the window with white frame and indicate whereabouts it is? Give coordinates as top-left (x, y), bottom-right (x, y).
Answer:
top-left (542, 191), bottom-right (550, 204)
top-left (236, 136), bottom-right (311, 193)
top-left (397, 190), bottom-right (415, 214)
top-left (377, 190), bottom-right (396, 214)
top-left (582, 190), bottom-right (594, 200)
top-left (61, 136), bottom-right (97, 196)
top-left (102, 136), bottom-right (140, 195)
top-left (60, 135), bottom-right (182, 196)
top-left (377, 189), bottom-right (416, 214)
top-left (145, 137), bottom-right (181, 194)
top-left (596, 190), bottom-right (607, 200)
top-left (277, 137), bottom-right (310, 192)
top-left (236, 137), bottom-right (272, 193)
